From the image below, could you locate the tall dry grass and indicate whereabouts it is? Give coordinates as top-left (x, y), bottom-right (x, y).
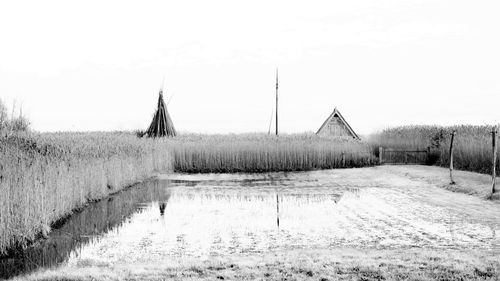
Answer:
top-left (369, 125), bottom-right (498, 174)
top-left (168, 133), bottom-right (376, 173)
top-left (1, 132), bottom-right (376, 256)
top-left (0, 132), bottom-right (173, 255)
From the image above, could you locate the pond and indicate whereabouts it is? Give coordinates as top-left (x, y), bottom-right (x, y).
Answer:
top-left (1, 169), bottom-right (500, 279)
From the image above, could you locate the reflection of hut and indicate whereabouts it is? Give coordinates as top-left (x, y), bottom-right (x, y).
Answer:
top-left (316, 107), bottom-right (360, 140)
top-left (146, 89), bottom-right (176, 137)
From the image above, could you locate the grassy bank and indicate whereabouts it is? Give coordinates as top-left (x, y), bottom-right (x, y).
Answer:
top-left (17, 248), bottom-right (500, 281)
top-left (168, 133), bottom-right (376, 173)
top-left (0, 132), bottom-right (173, 256)
top-left (369, 125), bottom-right (499, 174)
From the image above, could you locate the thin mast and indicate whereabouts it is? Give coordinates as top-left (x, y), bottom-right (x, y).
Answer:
top-left (275, 68), bottom-right (278, 136)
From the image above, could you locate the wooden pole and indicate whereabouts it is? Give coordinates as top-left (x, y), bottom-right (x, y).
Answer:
top-left (379, 147), bottom-right (383, 165)
top-left (275, 68), bottom-right (278, 136)
top-left (492, 126), bottom-right (497, 194)
top-left (449, 131), bottom-right (456, 185)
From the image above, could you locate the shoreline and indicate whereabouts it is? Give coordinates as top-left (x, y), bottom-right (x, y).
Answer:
top-left (0, 174), bottom-right (160, 259)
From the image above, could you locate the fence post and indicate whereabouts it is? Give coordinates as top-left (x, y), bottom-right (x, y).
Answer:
top-left (379, 147), bottom-right (383, 165)
top-left (449, 131), bottom-right (456, 185)
top-left (492, 127), bottom-right (498, 194)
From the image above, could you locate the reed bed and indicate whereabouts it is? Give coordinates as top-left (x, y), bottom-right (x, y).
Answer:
top-left (369, 125), bottom-right (498, 174)
top-left (0, 132), bottom-right (173, 256)
top-left (168, 133), bottom-right (376, 173)
top-left (0, 132), bottom-right (375, 256)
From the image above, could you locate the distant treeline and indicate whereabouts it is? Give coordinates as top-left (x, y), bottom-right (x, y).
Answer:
top-left (369, 125), bottom-right (499, 174)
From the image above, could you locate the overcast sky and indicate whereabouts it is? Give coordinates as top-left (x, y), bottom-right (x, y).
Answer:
top-left (1, 0), bottom-right (499, 135)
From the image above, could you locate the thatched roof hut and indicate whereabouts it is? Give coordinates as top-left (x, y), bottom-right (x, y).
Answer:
top-left (146, 89), bottom-right (176, 137)
top-left (316, 107), bottom-right (359, 140)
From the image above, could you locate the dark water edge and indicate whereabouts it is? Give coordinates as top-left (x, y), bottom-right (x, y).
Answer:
top-left (0, 179), bottom-right (171, 280)
top-left (2, 177), bottom-right (154, 258)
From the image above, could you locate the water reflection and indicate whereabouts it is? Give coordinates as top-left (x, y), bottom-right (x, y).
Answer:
top-left (65, 182), bottom-right (499, 266)
top-left (0, 180), bottom-right (171, 280)
top-left (159, 202), bottom-right (167, 216)
top-left (276, 193), bottom-right (280, 229)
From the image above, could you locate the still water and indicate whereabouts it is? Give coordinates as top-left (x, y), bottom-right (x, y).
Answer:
top-left (1, 169), bottom-right (500, 279)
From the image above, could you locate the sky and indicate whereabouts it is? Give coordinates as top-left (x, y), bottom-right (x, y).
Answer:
top-left (0, 0), bottom-right (499, 135)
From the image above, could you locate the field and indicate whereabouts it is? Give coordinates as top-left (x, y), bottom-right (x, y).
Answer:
top-left (369, 125), bottom-right (499, 174)
top-left (0, 132), bottom-right (374, 256)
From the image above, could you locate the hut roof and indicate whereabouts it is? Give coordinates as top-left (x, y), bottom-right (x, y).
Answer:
top-left (146, 90), bottom-right (176, 137)
top-left (316, 107), bottom-right (360, 140)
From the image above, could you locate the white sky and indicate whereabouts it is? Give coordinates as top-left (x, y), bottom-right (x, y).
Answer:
top-left (0, 0), bottom-right (499, 134)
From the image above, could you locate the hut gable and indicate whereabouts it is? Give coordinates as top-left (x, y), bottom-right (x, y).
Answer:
top-left (316, 108), bottom-right (360, 139)
top-left (146, 89), bottom-right (176, 137)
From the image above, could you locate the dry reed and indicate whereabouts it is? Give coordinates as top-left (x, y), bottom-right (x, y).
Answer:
top-left (0, 132), bottom-right (173, 255)
top-left (168, 133), bottom-right (376, 173)
top-left (369, 125), bottom-right (498, 174)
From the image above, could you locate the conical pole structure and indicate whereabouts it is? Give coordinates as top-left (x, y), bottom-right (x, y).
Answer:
top-left (146, 87), bottom-right (177, 138)
top-left (275, 68), bottom-right (278, 136)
